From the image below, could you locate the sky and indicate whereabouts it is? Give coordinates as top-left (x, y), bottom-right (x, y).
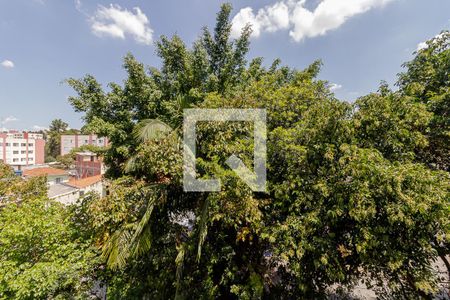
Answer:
top-left (0, 0), bottom-right (449, 131)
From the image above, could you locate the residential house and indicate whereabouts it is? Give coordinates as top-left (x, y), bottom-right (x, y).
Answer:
top-left (23, 167), bottom-right (69, 185)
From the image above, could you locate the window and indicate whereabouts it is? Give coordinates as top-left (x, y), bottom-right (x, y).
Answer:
top-left (21, 158), bottom-right (26, 161)
top-left (28, 158), bottom-right (33, 161)
top-left (28, 143), bottom-right (33, 147)
top-left (28, 150), bottom-right (33, 154)
top-left (5, 143), bottom-right (10, 146)
top-left (13, 143), bottom-right (18, 147)
top-left (21, 150), bottom-right (26, 154)
top-left (13, 158), bottom-right (18, 162)
top-left (55, 178), bottom-right (62, 184)
top-left (13, 150), bottom-right (19, 154)
top-left (21, 143), bottom-right (26, 147)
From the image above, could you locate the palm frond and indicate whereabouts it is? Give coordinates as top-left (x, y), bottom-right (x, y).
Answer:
top-left (175, 242), bottom-right (187, 300)
top-left (102, 188), bottom-right (166, 269)
top-left (196, 196), bottom-right (210, 263)
top-left (102, 224), bottom-right (134, 270)
top-left (130, 192), bottom-right (158, 256)
top-left (123, 155), bottom-right (138, 173)
top-left (134, 119), bottom-right (173, 142)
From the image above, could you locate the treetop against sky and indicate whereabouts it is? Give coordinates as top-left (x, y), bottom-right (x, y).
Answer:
top-left (0, 0), bottom-right (449, 130)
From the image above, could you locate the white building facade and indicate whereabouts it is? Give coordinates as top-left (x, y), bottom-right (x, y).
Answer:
top-left (0, 131), bottom-right (45, 169)
top-left (60, 134), bottom-right (108, 156)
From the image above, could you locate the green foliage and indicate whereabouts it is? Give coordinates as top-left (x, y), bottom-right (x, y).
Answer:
top-left (46, 119), bottom-right (69, 161)
top-left (353, 86), bottom-right (431, 161)
top-left (64, 5), bottom-right (450, 299)
top-left (0, 162), bottom-right (101, 299)
top-left (398, 31), bottom-right (450, 170)
top-left (66, 3), bottom-right (251, 177)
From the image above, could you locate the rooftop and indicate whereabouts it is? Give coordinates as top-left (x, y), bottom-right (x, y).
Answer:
top-left (48, 183), bottom-right (78, 199)
top-left (23, 167), bottom-right (67, 177)
top-left (68, 175), bottom-right (102, 188)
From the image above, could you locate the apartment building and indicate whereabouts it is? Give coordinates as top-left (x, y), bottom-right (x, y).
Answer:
top-left (0, 131), bottom-right (45, 169)
top-left (60, 134), bottom-right (108, 156)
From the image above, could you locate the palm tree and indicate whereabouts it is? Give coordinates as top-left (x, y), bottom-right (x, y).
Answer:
top-left (102, 118), bottom-right (210, 299)
top-left (103, 118), bottom-right (174, 269)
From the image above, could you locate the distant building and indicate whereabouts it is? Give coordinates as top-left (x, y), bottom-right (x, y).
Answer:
top-left (60, 134), bottom-right (108, 156)
top-left (0, 131), bottom-right (45, 169)
top-left (75, 151), bottom-right (105, 179)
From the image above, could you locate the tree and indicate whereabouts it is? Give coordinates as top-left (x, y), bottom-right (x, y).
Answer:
top-left (0, 161), bottom-right (102, 299)
top-left (46, 119), bottom-right (69, 161)
top-left (397, 31), bottom-right (450, 171)
top-left (67, 3), bottom-right (251, 177)
top-left (66, 4), bottom-right (449, 299)
top-left (55, 144), bottom-right (105, 170)
top-left (49, 119), bottom-right (69, 133)
top-left (397, 31), bottom-right (450, 289)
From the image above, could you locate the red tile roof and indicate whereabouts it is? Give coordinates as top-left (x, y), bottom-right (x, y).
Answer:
top-left (68, 175), bottom-right (102, 188)
top-left (23, 167), bottom-right (67, 177)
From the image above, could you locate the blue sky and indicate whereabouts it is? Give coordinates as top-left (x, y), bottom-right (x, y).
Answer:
top-left (0, 0), bottom-right (449, 130)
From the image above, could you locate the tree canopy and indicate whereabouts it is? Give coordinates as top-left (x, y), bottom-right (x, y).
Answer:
top-left (5, 4), bottom-right (446, 299)
top-left (0, 162), bottom-right (101, 299)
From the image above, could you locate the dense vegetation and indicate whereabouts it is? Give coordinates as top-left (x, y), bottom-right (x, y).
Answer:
top-left (0, 163), bottom-right (101, 299)
top-left (0, 4), bottom-right (448, 299)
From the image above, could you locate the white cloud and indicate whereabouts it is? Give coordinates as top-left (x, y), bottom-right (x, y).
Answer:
top-left (1, 116), bottom-right (19, 125)
top-left (330, 83), bottom-right (342, 91)
top-left (231, 0), bottom-right (395, 41)
top-left (75, 0), bottom-right (82, 10)
top-left (231, 2), bottom-right (290, 39)
top-left (290, 0), bottom-right (394, 41)
top-left (231, 8), bottom-right (260, 38)
top-left (91, 4), bottom-right (153, 45)
top-left (33, 125), bottom-right (49, 131)
top-left (75, 0), bottom-right (83, 13)
top-left (1, 60), bottom-right (14, 68)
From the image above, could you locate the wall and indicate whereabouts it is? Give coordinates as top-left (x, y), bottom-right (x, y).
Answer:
top-left (52, 190), bottom-right (80, 205)
top-left (79, 181), bottom-right (104, 197)
top-left (35, 139), bottom-right (45, 164)
top-left (47, 174), bottom-right (70, 185)
top-left (0, 133), bottom-right (45, 168)
top-left (60, 134), bottom-right (109, 156)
